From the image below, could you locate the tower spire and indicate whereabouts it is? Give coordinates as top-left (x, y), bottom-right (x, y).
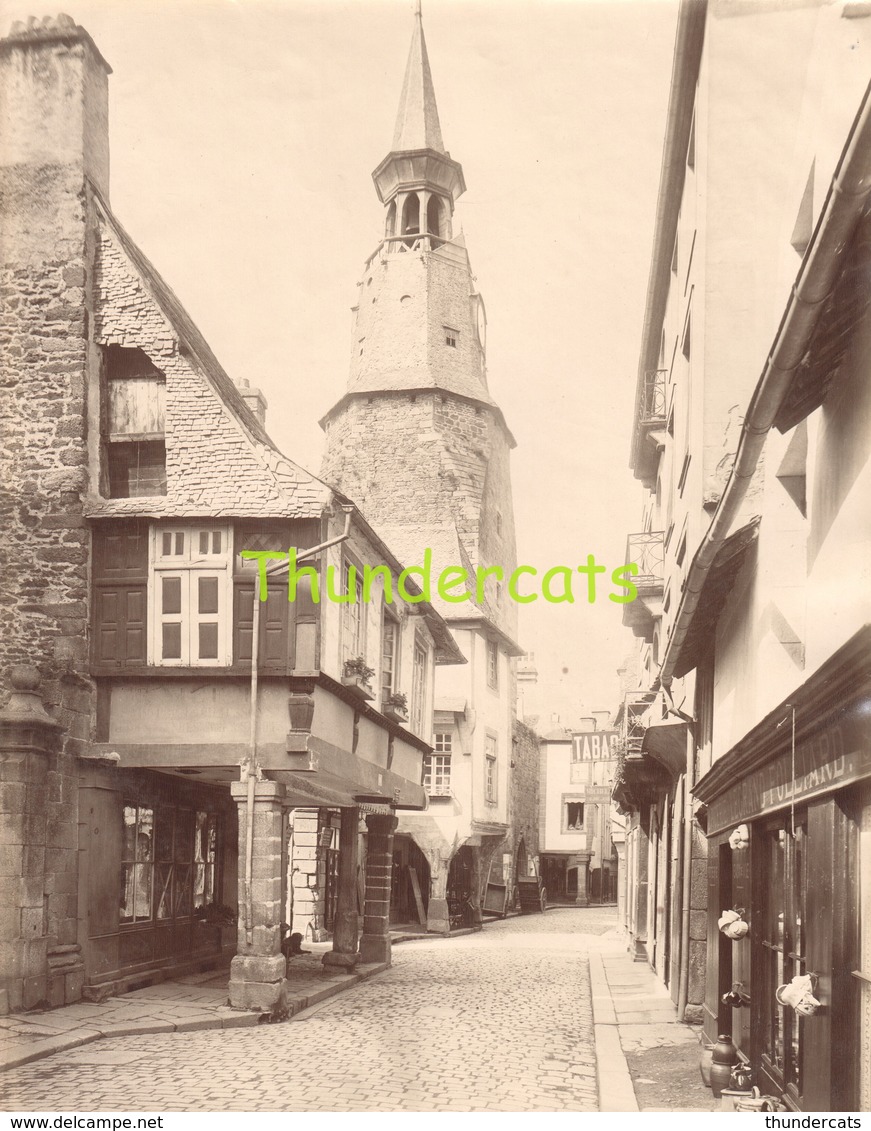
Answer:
top-left (392, 0), bottom-right (444, 153)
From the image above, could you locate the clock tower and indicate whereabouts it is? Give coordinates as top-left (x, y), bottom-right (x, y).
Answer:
top-left (320, 2), bottom-right (522, 933)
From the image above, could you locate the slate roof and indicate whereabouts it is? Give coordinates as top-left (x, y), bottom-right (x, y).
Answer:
top-left (391, 5), bottom-right (445, 154)
top-left (85, 187), bottom-right (333, 520)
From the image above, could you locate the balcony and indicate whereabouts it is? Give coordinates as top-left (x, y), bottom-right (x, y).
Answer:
top-left (622, 531), bottom-right (664, 641)
top-left (640, 369), bottom-right (667, 427)
top-left (632, 369), bottom-right (668, 487)
top-left (613, 689), bottom-right (683, 812)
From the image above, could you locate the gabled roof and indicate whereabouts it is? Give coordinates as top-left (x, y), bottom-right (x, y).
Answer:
top-left (86, 186), bottom-right (333, 520)
top-left (391, 4), bottom-right (445, 155)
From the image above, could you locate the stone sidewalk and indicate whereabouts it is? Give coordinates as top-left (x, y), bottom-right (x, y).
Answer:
top-left (0, 947), bottom-right (387, 1074)
top-left (589, 946), bottom-right (715, 1112)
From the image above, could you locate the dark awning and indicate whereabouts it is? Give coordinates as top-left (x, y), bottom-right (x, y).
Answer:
top-left (672, 518), bottom-right (761, 679)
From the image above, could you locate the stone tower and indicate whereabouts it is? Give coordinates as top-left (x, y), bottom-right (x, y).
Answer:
top-left (321, 4), bottom-right (523, 934)
top-left (320, 3), bottom-right (517, 638)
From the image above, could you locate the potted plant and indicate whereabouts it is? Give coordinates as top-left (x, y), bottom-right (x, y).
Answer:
top-left (382, 691), bottom-right (408, 724)
top-left (341, 656), bottom-right (375, 700)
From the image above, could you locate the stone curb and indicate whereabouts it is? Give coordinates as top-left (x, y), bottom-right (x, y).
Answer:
top-left (589, 951), bottom-right (640, 1113)
top-left (1, 961), bottom-right (389, 1073)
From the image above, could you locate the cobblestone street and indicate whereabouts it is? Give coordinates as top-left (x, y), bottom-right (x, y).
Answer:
top-left (3, 908), bottom-right (617, 1113)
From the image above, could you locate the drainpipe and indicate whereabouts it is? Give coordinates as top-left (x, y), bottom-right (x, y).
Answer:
top-left (242, 504), bottom-right (356, 944)
top-left (659, 79), bottom-right (871, 690)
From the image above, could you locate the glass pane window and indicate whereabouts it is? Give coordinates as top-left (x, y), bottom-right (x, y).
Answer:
top-left (485, 734), bottom-right (498, 803)
top-left (411, 642), bottom-right (428, 734)
top-left (424, 752), bottom-right (451, 796)
top-left (340, 559), bottom-right (363, 663)
top-left (120, 804), bottom-right (154, 924)
top-left (151, 527), bottom-right (231, 666)
top-left (487, 639), bottom-right (499, 689)
top-left (381, 618), bottom-right (398, 702)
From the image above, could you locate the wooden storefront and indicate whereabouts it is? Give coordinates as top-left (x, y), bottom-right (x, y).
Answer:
top-left (694, 628), bottom-right (871, 1112)
top-left (79, 768), bottom-right (237, 994)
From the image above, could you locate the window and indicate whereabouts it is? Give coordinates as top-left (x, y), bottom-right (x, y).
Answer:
top-left (121, 804), bottom-right (154, 923)
top-left (496, 511), bottom-right (503, 536)
top-left (424, 733), bottom-right (452, 796)
top-left (487, 639), bottom-right (499, 690)
top-left (444, 328), bottom-right (458, 348)
top-left (485, 733), bottom-right (498, 804)
top-left (102, 345), bottom-right (167, 498)
top-left (381, 615), bottom-right (399, 704)
top-left (340, 558), bottom-right (364, 664)
top-left (124, 804), bottom-right (220, 926)
top-left (564, 801), bottom-right (585, 831)
top-left (411, 639), bottom-right (428, 734)
top-left (94, 522), bottom-right (296, 672)
top-left (151, 526), bottom-right (231, 665)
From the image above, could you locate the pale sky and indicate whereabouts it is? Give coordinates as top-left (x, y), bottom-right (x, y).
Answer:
top-left (2, 0), bottom-right (678, 718)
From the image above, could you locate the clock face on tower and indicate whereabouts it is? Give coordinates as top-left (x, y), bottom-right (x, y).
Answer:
top-left (475, 295), bottom-right (487, 350)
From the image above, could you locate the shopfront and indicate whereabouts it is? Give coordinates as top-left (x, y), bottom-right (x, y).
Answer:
top-left (694, 629), bottom-right (871, 1112)
top-left (79, 767), bottom-right (238, 995)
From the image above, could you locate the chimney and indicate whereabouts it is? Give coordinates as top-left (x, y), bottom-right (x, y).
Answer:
top-left (0, 15), bottom-right (112, 201)
top-left (236, 378), bottom-right (268, 427)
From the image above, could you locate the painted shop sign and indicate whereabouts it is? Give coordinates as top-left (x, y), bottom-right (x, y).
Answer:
top-left (706, 712), bottom-right (871, 836)
top-left (571, 731), bottom-right (619, 761)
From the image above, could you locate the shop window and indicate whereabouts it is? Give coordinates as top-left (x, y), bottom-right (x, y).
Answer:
top-left (759, 819), bottom-right (807, 1103)
top-left (102, 345), bottom-right (167, 498)
top-left (487, 639), bottom-right (499, 690)
top-left (151, 525), bottom-right (232, 666)
top-left (121, 804), bottom-right (154, 923)
top-left (485, 734), bottom-right (498, 804)
top-left (124, 804), bottom-right (220, 926)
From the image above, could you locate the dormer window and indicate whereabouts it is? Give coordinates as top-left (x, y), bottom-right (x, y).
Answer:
top-left (102, 345), bottom-right (167, 498)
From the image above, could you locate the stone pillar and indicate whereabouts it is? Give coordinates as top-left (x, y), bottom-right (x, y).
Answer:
top-left (323, 807), bottom-right (360, 969)
top-left (228, 779), bottom-right (287, 1013)
top-left (572, 851), bottom-right (592, 907)
top-left (0, 667), bottom-right (86, 1014)
top-left (359, 813), bottom-right (398, 966)
top-left (426, 856), bottom-right (451, 935)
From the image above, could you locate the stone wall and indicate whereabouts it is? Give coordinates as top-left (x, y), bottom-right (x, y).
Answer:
top-left (0, 19), bottom-right (111, 1012)
top-left (322, 390), bottom-right (517, 641)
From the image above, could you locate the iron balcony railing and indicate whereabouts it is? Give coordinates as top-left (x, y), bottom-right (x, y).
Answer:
top-left (640, 369), bottom-right (667, 426)
top-left (625, 530), bottom-right (665, 588)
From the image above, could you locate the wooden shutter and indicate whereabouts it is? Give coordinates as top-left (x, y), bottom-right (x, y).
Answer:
top-left (232, 583), bottom-right (289, 671)
top-left (92, 522), bottom-right (148, 669)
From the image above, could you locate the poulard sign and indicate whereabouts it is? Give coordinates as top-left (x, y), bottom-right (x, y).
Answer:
top-left (572, 731), bottom-right (620, 761)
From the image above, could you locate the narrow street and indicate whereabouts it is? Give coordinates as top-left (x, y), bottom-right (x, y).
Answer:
top-left (3, 908), bottom-right (618, 1113)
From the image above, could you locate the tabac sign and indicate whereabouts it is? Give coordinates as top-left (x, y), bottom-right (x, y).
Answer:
top-left (571, 731), bottom-right (619, 762)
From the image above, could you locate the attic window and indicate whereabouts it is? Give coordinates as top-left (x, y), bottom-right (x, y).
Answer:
top-left (102, 345), bottom-right (167, 498)
top-left (445, 328), bottom-right (459, 348)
